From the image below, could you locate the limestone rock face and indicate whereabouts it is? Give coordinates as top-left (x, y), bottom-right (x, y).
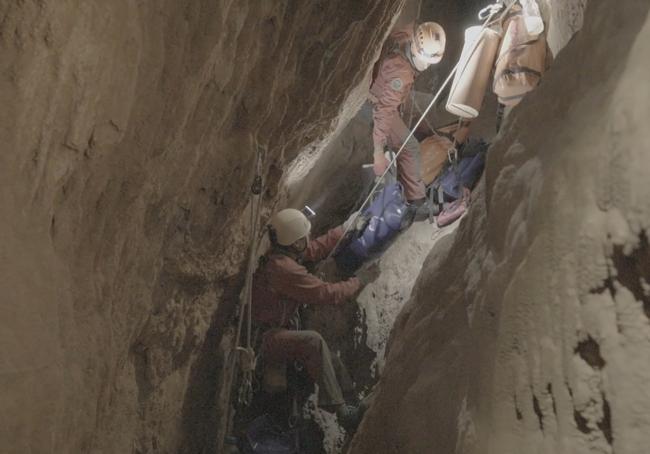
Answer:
top-left (0, 1), bottom-right (402, 453)
top-left (350, 2), bottom-right (650, 453)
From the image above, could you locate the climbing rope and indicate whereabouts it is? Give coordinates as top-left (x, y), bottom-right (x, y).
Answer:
top-left (236, 144), bottom-right (265, 406)
top-left (222, 143), bottom-right (266, 447)
top-left (326, 0), bottom-right (516, 260)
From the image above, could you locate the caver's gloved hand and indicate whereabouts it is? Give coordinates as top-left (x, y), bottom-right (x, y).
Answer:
top-left (373, 148), bottom-right (390, 176)
top-left (355, 261), bottom-right (381, 287)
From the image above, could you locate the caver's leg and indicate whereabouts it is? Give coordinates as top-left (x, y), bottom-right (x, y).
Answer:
top-left (262, 329), bottom-right (344, 407)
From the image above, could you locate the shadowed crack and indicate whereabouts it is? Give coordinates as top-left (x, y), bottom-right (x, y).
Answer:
top-left (575, 336), bottom-right (605, 370)
top-left (514, 394), bottom-right (523, 421)
top-left (573, 396), bottom-right (613, 445)
top-left (591, 230), bottom-right (650, 319)
top-left (612, 230), bottom-right (650, 318)
top-left (597, 395), bottom-right (613, 445)
top-left (533, 393), bottom-right (544, 431)
top-left (547, 383), bottom-right (557, 416)
top-left (574, 409), bottom-right (590, 434)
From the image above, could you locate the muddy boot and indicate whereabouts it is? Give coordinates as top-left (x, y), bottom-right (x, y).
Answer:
top-left (401, 198), bottom-right (430, 229)
top-left (414, 199), bottom-right (434, 223)
top-left (358, 390), bottom-right (375, 413)
top-left (401, 200), bottom-right (418, 230)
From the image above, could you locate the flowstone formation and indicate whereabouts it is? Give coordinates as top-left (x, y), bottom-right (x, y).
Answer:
top-left (351, 2), bottom-right (650, 453)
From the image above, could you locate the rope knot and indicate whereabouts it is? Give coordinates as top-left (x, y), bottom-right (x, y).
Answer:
top-left (236, 346), bottom-right (257, 373)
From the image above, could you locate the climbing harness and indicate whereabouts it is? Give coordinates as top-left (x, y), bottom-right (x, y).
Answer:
top-left (327, 0), bottom-right (517, 260)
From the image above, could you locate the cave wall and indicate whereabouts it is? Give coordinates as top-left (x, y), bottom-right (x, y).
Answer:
top-left (350, 1), bottom-right (650, 453)
top-left (0, 1), bottom-right (404, 453)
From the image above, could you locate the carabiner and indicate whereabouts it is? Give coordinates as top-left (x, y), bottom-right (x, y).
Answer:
top-left (478, 2), bottom-right (503, 20)
top-left (447, 147), bottom-right (458, 164)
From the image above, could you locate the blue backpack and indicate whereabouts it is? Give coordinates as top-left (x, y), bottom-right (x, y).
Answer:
top-left (334, 181), bottom-right (407, 274)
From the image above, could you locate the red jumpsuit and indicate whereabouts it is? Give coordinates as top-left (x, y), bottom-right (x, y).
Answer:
top-left (252, 227), bottom-right (360, 406)
top-left (369, 31), bottom-right (426, 202)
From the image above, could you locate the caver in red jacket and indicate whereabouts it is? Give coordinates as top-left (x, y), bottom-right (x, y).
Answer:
top-left (252, 226), bottom-right (360, 406)
top-left (369, 26), bottom-right (426, 202)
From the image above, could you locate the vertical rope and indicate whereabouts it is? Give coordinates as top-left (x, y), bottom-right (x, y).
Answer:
top-left (220, 145), bottom-right (266, 450)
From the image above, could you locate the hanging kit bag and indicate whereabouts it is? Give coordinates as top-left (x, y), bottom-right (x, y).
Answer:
top-left (446, 25), bottom-right (502, 119)
top-left (493, 6), bottom-right (549, 106)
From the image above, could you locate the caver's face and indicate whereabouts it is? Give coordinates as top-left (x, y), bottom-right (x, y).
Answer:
top-left (292, 236), bottom-right (309, 254)
top-left (410, 44), bottom-right (432, 72)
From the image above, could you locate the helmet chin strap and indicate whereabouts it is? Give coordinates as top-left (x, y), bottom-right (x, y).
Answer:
top-left (406, 43), bottom-right (429, 72)
top-left (287, 237), bottom-right (308, 257)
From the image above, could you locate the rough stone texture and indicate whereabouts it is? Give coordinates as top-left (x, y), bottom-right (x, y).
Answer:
top-left (0, 1), bottom-right (403, 453)
top-left (287, 104), bottom-right (376, 234)
top-left (350, 1), bottom-right (650, 453)
top-left (357, 221), bottom-right (458, 378)
top-left (539, 0), bottom-right (587, 55)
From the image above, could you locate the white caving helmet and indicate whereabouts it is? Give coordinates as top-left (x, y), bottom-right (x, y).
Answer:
top-left (411, 22), bottom-right (446, 70)
top-left (269, 208), bottom-right (312, 246)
